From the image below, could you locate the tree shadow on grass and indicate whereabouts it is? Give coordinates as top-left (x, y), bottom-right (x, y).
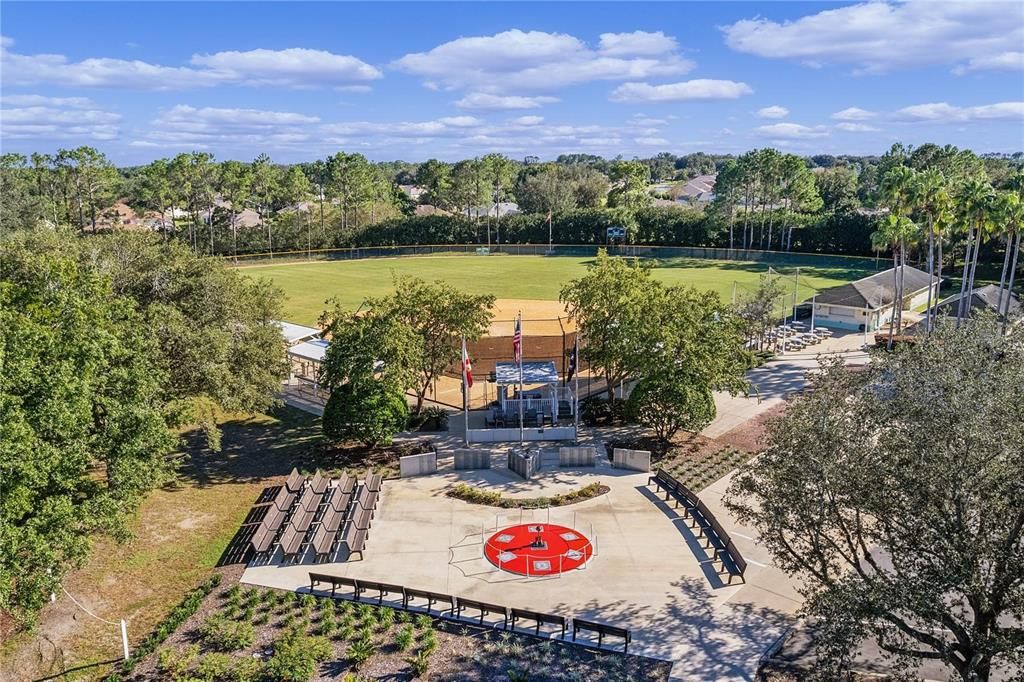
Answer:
top-left (175, 404), bottom-right (323, 489)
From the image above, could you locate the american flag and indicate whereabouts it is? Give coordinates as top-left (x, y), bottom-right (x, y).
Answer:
top-left (512, 315), bottom-right (522, 362)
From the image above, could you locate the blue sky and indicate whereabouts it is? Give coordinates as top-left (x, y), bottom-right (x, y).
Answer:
top-left (1, 1), bottom-right (1022, 164)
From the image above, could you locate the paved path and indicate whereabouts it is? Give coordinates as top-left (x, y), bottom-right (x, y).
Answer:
top-left (704, 331), bottom-right (868, 438)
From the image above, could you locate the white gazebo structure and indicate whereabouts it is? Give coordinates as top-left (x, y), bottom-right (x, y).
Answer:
top-left (466, 361), bottom-right (577, 444)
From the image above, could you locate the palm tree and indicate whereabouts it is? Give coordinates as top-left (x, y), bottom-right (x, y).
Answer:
top-left (909, 169), bottom-right (947, 331)
top-left (877, 166), bottom-right (917, 344)
top-left (994, 192), bottom-right (1023, 328)
top-left (872, 214), bottom-right (917, 348)
top-left (954, 180), bottom-right (995, 324)
top-left (879, 165), bottom-right (917, 217)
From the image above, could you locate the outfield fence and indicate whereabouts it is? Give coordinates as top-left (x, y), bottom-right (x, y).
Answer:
top-left (227, 243), bottom-right (887, 273)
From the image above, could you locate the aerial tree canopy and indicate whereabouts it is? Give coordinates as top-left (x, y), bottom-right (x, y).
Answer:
top-left (0, 246), bottom-right (176, 626)
top-left (369, 277), bottom-right (494, 414)
top-left (727, 317), bottom-right (1024, 681)
top-left (1, 231), bottom-right (289, 626)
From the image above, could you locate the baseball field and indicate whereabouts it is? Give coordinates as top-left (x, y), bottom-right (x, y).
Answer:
top-left (242, 253), bottom-right (877, 326)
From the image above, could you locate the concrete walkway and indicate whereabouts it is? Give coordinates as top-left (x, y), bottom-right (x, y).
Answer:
top-left (704, 331), bottom-right (868, 438)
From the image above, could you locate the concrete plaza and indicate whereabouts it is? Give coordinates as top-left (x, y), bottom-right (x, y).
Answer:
top-left (241, 446), bottom-right (802, 681)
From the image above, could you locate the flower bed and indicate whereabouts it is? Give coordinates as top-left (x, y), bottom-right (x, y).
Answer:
top-left (446, 481), bottom-right (609, 509)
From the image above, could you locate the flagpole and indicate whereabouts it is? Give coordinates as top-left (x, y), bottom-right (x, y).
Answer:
top-left (461, 336), bottom-right (469, 446)
top-left (573, 335), bottom-right (580, 441)
top-left (518, 311), bottom-right (525, 445)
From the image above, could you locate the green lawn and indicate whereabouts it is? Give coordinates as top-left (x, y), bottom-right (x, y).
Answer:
top-left (244, 254), bottom-right (877, 325)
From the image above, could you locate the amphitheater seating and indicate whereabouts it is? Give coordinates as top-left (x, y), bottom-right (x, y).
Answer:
top-left (249, 470), bottom-right (382, 563)
top-left (309, 572), bottom-right (358, 598)
top-left (365, 469), bottom-right (382, 493)
top-left (309, 470), bottom-right (329, 495)
top-left (284, 468), bottom-right (304, 494)
top-left (340, 523), bottom-right (367, 560)
top-left (249, 471), bottom-right (306, 556)
top-left (337, 472), bottom-right (355, 495)
top-left (357, 579), bottom-right (405, 605)
top-left (647, 468), bottom-right (746, 584)
top-left (403, 587), bottom-right (454, 614)
top-left (271, 484), bottom-right (296, 513)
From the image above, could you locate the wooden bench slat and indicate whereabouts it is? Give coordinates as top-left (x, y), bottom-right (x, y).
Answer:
top-left (285, 468), bottom-right (304, 493)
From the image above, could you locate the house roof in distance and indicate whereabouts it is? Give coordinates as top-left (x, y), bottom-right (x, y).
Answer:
top-left (494, 361), bottom-right (558, 385)
top-left (815, 266), bottom-right (933, 309)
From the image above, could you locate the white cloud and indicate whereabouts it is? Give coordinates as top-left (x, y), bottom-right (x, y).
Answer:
top-left (1, 96), bottom-right (120, 140)
top-left (189, 48), bottom-right (381, 87)
top-left (722, 1), bottom-right (1024, 74)
top-left (510, 115), bottom-right (544, 126)
top-left (757, 105), bottom-right (789, 119)
top-left (137, 105), bottom-right (320, 148)
top-left (157, 105), bottom-right (319, 127)
top-left (0, 94), bottom-right (96, 108)
top-left (0, 38), bottom-right (380, 90)
top-left (755, 123), bottom-right (829, 139)
top-left (893, 101), bottom-right (1024, 122)
top-left (835, 122), bottom-right (880, 132)
top-left (436, 115), bottom-right (482, 128)
top-left (394, 29), bottom-right (693, 93)
top-left (631, 115), bottom-right (669, 126)
top-left (953, 51), bottom-right (1024, 74)
top-left (598, 31), bottom-right (678, 56)
top-left (610, 79), bottom-right (753, 103)
top-left (455, 93), bottom-right (559, 110)
top-left (832, 107), bottom-right (876, 121)
top-left (635, 136), bottom-right (670, 146)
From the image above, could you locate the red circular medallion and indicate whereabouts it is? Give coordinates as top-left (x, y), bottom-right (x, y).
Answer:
top-left (483, 523), bottom-right (593, 576)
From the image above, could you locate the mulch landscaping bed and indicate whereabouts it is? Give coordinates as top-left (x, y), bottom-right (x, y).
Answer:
top-left (312, 440), bottom-right (435, 481)
top-left (446, 481), bottom-right (611, 509)
top-left (606, 432), bottom-right (750, 493)
top-left (121, 568), bottom-right (671, 682)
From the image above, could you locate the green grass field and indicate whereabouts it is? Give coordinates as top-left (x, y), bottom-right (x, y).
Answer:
top-left (244, 254), bottom-right (877, 325)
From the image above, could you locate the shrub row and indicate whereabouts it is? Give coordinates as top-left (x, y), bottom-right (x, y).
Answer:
top-left (447, 481), bottom-right (608, 509)
top-left (103, 572), bottom-right (222, 680)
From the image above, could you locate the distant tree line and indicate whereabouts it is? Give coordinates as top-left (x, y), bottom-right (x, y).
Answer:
top-left (1, 143), bottom-right (1021, 264)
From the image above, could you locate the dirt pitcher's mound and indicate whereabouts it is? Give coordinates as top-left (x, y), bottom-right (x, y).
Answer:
top-left (489, 299), bottom-right (576, 336)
